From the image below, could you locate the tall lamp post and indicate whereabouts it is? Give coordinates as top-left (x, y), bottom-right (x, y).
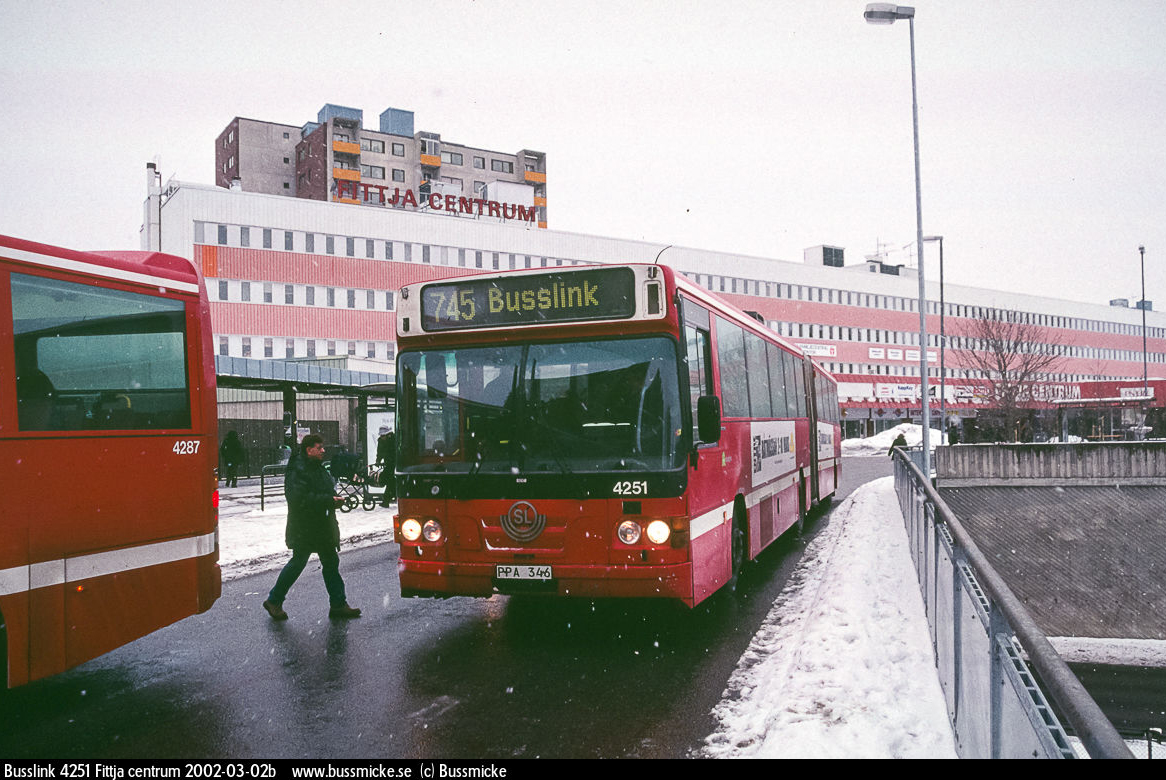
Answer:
top-left (924, 235), bottom-right (945, 438)
top-left (1139, 245), bottom-right (1148, 399)
top-left (865, 3), bottom-right (931, 474)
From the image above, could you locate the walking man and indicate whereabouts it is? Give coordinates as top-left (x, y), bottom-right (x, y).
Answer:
top-left (375, 425), bottom-right (396, 507)
top-left (263, 434), bottom-right (361, 620)
top-left (219, 430), bottom-right (244, 488)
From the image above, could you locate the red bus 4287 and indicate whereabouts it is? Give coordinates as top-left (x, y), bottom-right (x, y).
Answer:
top-left (392, 263), bottom-right (840, 607)
top-left (0, 234), bottom-right (220, 687)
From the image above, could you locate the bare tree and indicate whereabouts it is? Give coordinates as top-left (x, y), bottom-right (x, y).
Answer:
top-left (954, 310), bottom-right (1068, 441)
top-left (1085, 357), bottom-right (1114, 383)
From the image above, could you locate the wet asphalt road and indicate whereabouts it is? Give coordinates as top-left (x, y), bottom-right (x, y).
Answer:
top-left (0, 457), bottom-right (893, 759)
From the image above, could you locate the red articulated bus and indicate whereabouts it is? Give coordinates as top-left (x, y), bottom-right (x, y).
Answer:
top-left (392, 263), bottom-right (841, 607)
top-left (0, 234), bottom-right (220, 687)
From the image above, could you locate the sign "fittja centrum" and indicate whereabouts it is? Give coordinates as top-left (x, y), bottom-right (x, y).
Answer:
top-left (335, 180), bottom-right (537, 223)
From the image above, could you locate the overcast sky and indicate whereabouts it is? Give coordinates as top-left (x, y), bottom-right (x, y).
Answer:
top-left (2, 0), bottom-right (1164, 306)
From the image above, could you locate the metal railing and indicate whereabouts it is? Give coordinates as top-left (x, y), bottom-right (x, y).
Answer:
top-left (259, 464), bottom-right (286, 511)
top-left (892, 448), bottom-right (1133, 759)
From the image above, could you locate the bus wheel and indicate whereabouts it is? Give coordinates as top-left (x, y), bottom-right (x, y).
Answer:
top-left (729, 502), bottom-right (747, 590)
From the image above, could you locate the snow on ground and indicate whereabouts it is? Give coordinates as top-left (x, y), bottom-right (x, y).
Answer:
top-left (841, 422), bottom-right (943, 457)
top-left (1050, 637), bottom-right (1166, 668)
top-left (699, 477), bottom-right (959, 758)
top-left (216, 485), bottom-right (395, 581)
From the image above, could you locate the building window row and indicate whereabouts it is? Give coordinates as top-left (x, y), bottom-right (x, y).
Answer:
top-left (682, 271), bottom-right (1166, 341)
top-left (769, 320), bottom-right (936, 349)
top-left (824, 362), bottom-right (1119, 384)
top-left (195, 221), bottom-right (593, 272)
top-left (768, 319), bottom-right (1166, 366)
top-left (213, 278), bottom-right (395, 312)
top-left (217, 334), bottom-right (397, 362)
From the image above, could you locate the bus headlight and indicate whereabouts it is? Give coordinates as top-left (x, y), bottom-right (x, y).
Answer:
top-left (400, 518), bottom-right (422, 541)
top-left (617, 520), bottom-right (642, 545)
top-left (645, 519), bottom-right (671, 545)
top-left (422, 519), bottom-right (444, 542)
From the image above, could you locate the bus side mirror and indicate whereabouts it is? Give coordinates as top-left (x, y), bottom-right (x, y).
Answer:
top-left (697, 395), bottom-right (721, 444)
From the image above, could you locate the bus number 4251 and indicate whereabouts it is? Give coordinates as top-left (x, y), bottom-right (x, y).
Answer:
top-left (613, 480), bottom-right (648, 496)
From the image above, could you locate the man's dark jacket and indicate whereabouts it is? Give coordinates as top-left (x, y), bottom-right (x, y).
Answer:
top-left (284, 455), bottom-right (340, 552)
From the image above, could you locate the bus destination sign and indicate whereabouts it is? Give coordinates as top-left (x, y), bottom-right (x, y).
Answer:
top-left (420, 267), bottom-right (637, 331)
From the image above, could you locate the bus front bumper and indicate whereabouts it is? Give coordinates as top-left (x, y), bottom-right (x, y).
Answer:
top-left (398, 559), bottom-right (694, 604)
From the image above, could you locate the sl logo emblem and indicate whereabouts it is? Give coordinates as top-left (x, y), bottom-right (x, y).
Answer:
top-left (501, 501), bottom-right (546, 542)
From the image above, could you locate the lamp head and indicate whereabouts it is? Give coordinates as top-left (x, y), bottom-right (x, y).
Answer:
top-left (865, 4), bottom-right (915, 24)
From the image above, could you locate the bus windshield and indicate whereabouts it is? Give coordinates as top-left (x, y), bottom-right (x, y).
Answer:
top-left (398, 336), bottom-right (686, 475)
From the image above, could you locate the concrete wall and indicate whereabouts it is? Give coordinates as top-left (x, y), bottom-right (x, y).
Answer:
top-left (936, 442), bottom-right (1166, 485)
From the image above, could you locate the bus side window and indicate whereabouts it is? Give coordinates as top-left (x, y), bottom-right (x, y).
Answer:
top-left (745, 332), bottom-right (771, 418)
top-left (715, 317), bottom-right (749, 418)
top-left (11, 273), bottom-right (191, 431)
top-left (767, 342), bottom-right (789, 417)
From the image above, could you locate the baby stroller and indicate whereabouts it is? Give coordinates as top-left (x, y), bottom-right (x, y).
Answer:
top-left (365, 463), bottom-right (389, 507)
top-left (329, 449), bottom-right (378, 512)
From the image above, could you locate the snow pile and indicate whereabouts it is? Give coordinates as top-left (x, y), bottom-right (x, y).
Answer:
top-left (217, 496), bottom-right (395, 581)
top-left (841, 423), bottom-right (944, 457)
top-left (701, 477), bottom-right (957, 758)
top-left (1050, 637), bottom-right (1166, 668)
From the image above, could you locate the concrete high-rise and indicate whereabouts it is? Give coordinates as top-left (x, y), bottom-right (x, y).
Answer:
top-left (215, 104), bottom-right (547, 228)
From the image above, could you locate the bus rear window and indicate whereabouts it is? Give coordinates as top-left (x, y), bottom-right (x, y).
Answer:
top-left (11, 273), bottom-right (192, 431)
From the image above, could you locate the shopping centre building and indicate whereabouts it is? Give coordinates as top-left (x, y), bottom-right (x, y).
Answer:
top-left (141, 104), bottom-right (1166, 445)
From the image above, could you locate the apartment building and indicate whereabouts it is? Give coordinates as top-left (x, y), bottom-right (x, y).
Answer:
top-left (215, 104), bottom-right (548, 228)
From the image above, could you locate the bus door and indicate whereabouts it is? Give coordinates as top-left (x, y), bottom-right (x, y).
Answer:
top-left (803, 357), bottom-right (820, 504)
top-left (680, 297), bottom-right (731, 599)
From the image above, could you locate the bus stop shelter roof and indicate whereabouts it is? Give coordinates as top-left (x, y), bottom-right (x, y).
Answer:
top-left (215, 355), bottom-right (394, 397)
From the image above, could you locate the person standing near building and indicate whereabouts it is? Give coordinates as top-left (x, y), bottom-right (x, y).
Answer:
top-left (262, 434), bottom-right (361, 620)
top-left (888, 432), bottom-right (909, 456)
top-left (375, 425), bottom-right (396, 507)
top-left (219, 430), bottom-right (245, 488)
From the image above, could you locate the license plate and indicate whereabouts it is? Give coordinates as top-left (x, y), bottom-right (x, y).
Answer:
top-left (495, 564), bottom-right (553, 581)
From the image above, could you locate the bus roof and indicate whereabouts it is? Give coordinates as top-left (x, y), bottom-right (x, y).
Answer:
top-left (0, 234), bottom-right (201, 294)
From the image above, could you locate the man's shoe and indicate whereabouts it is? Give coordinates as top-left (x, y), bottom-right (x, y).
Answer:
top-left (329, 603), bottom-right (362, 619)
top-left (262, 600), bottom-right (288, 621)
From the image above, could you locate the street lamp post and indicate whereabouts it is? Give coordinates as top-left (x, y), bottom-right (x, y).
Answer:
top-left (865, 3), bottom-right (931, 474)
top-left (924, 235), bottom-right (945, 438)
top-left (1140, 245), bottom-right (1148, 399)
